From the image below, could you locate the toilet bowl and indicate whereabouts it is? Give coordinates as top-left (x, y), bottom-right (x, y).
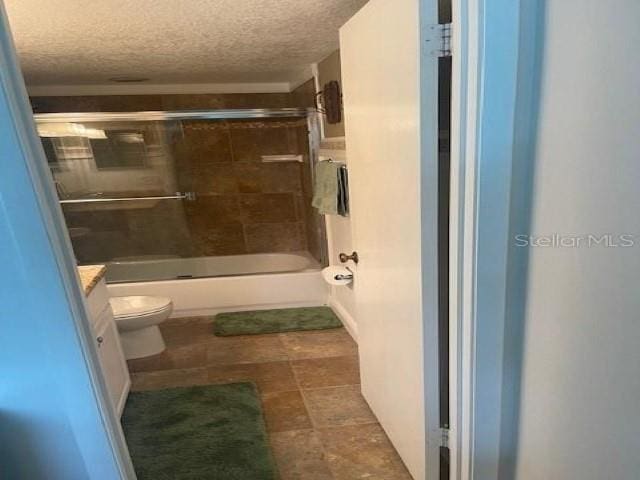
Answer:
top-left (109, 296), bottom-right (173, 360)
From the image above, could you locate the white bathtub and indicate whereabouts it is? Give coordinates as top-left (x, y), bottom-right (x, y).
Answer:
top-left (105, 251), bottom-right (320, 283)
top-left (105, 252), bottom-right (329, 317)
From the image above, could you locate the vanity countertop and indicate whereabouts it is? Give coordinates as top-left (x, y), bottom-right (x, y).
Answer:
top-left (77, 265), bottom-right (107, 296)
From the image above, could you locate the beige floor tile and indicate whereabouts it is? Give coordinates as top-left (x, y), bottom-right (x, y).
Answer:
top-left (205, 334), bottom-right (289, 365)
top-left (125, 315), bottom-right (405, 480)
top-left (292, 355), bottom-right (360, 389)
top-left (127, 343), bottom-right (207, 372)
top-left (318, 424), bottom-right (412, 480)
top-left (261, 390), bottom-right (312, 433)
top-left (270, 429), bottom-right (334, 480)
top-left (207, 361), bottom-right (297, 393)
top-left (279, 329), bottom-right (358, 360)
top-left (130, 367), bottom-right (209, 391)
top-left (160, 322), bottom-right (215, 347)
top-left (302, 385), bottom-right (377, 428)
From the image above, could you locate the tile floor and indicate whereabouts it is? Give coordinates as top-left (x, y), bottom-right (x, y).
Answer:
top-left (127, 316), bottom-right (412, 480)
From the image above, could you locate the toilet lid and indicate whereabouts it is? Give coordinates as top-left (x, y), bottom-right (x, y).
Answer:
top-left (110, 296), bottom-right (172, 319)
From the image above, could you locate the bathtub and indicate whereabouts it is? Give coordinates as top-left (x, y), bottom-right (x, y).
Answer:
top-left (105, 252), bottom-right (329, 317)
top-left (105, 251), bottom-right (321, 283)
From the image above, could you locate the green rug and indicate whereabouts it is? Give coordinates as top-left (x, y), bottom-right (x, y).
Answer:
top-left (214, 306), bottom-right (342, 336)
top-left (121, 383), bottom-right (278, 480)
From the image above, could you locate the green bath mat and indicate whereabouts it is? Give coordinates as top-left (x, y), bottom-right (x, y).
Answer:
top-left (214, 306), bottom-right (342, 336)
top-left (121, 383), bottom-right (278, 480)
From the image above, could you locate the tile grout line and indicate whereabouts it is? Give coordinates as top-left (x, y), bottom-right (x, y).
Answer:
top-left (134, 328), bottom-right (358, 374)
top-left (298, 383), bottom-right (379, 430)
top-left (283, 334), bottom-right (338, 479)
top-left (279, 334), bottom-right (360, 479)
top-left (130, 352), bottom-right (361, 375)
top-left (299, 383), bottom-right (362, 392)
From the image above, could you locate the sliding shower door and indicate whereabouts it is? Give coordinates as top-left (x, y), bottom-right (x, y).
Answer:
top-left (41, 119), bottom-right (193, 266)
top-left (37, 111), bottom-right (326, 283)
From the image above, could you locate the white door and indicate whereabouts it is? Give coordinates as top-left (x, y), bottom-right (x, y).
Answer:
top-left (340, 1), bottom-right (440, 478)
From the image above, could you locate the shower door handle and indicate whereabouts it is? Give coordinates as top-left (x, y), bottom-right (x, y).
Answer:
top-left (59, 192), bottom-right (197, 204)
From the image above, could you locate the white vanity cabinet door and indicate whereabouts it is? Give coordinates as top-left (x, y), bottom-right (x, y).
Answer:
top-left (85, 279), bottom-right (110, 326)
top-left (94, 309), bottom-right (130, 416)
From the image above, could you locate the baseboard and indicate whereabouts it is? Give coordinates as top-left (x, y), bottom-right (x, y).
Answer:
top-left (328, 297), bottom-right (358, 343)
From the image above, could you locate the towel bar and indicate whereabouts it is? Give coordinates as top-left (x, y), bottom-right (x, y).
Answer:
top-left (59, 192), bottom-right (196, 204)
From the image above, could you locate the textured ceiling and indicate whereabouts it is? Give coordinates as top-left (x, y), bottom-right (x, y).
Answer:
top-left (5, 0), bottom-right (368, 86)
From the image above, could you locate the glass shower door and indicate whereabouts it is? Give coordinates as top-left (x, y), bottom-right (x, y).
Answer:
top-left (40, 119), bottom-right (196, 277)
top-left (37, 110), bottom-right (326, 283)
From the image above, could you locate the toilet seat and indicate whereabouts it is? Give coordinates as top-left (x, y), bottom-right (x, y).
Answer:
top-left (110, 296), bottom-right (172, 319)
top-left (109, 295), bottom-right (173, 333)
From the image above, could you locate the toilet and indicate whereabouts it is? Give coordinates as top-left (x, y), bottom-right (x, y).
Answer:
top-left (109, 296), bottom-right (173, 360)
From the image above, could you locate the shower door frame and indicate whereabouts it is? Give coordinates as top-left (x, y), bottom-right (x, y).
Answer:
top-left (34, 107), bottom-right (314, 122)
top-left (35, 107), bottom-right (329, 272)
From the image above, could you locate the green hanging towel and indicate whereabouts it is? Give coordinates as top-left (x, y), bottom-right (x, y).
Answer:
top-left (312, 160), bottom-right (341, 215)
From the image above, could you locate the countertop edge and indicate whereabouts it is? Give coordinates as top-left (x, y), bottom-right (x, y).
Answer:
top-left (77, 265), bottom-right (107, 296)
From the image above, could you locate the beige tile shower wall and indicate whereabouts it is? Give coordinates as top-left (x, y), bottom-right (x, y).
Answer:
top-left (33, 92), bottom-right (324, 261)
top-left (176, 118), bottom-right (309, 256)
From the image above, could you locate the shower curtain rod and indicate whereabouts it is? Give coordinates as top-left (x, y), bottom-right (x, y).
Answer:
top-left (33, 107), bottom-right (315, 123)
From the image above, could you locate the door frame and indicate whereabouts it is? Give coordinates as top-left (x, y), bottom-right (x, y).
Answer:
top-left (448, 0), bottom-right (528, 479)
top-left (0, 3), bottom-right (135, 478)
top-left (1, 0), bottom-right (524, 477)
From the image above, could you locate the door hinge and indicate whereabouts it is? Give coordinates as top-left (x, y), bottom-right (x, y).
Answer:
top-left (426, 23), bottom-right (452, 57)
top-left (440, 427), bottom-right (450, 448)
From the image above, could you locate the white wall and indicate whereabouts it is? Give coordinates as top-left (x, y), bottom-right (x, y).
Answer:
top-left (508, 1), bottom-right (640, 478)
top-left (319, 143), bottom-right (358, 340)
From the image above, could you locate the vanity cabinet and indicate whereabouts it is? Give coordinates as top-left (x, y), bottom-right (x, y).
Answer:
top-left (85, 277), bottom-right (130, 416)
